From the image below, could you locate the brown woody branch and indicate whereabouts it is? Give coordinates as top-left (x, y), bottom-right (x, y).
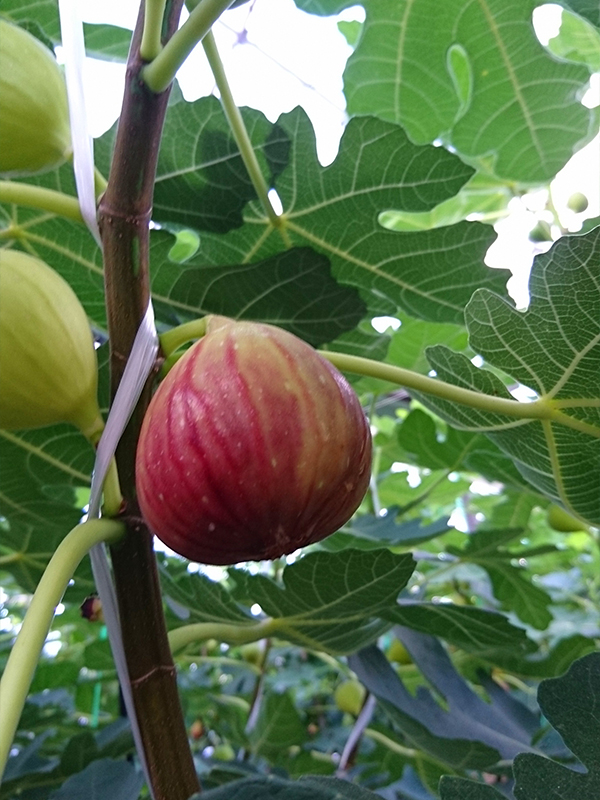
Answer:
top-left (97, 2), bottom-right (200, 797)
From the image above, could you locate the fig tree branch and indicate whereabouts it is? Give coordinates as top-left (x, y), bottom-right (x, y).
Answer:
top-left (0, 518), bottom-right (125, 779)
top-left (97, 1), bottom-right (200, 798)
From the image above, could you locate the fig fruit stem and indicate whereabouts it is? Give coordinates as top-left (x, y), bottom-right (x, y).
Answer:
top-left (159, 315), bottom-right (208, 357)
top-left (142, 0), bottom-right (234, 93)
top-left (0, 518), bottom-right (125, 779)
top-left (0, 181), bottom-right (83, 223)
top-left (202, 31), bottom-right (284, 230)
top-left (140, 0), bottom-right (168, 61)
top-left (168, 619), bottom-right (277, 653)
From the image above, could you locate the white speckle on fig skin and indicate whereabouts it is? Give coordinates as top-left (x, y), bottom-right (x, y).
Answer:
top-left (135, 317), bottom-right (372, 565)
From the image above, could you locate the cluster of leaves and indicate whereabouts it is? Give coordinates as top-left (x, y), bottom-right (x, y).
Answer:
top-left (1, 0), bottom-right (600, 798)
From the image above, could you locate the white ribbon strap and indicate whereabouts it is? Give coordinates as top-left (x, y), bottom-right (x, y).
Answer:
top-left (58, 0), bottom-right (101, 246)
top-left (86, 301), bottom-right (159, 799)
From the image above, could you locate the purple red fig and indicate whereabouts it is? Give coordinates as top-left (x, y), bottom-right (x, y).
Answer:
top-left (135, 316), bottom-right (372, 565)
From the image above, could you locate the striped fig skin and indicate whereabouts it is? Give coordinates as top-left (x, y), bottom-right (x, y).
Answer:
top-left (135, 316), bottom-right (372, 565)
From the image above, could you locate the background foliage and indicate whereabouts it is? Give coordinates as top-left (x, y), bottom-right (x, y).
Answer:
top-left (1, 0), bottom-right (599, 798)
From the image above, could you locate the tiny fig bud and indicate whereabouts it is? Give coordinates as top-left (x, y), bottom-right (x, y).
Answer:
top-left (80, 595), bottom-right (104, 623)
top-left (212, 743), bottom-right (236, 762)
top-left (387, 638), bottom-right (413, 665)
top-left (136, 316), bottom-right (372, 565)
top-left (566, 192), bottom-right (588, 214)
top-left (528, 220), bottom-right (553, 243)
top-left (334, 679), bottom-right (366, 716)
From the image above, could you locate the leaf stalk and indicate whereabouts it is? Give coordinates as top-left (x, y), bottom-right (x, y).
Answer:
top-left (0, 181), bottom-right (83, 223)
top-left (0, 518), bottom-right (125, 779)
top-left (202, 30), bottom-right (282, 227)
top-left (142, 0), bottom-right (234, 93)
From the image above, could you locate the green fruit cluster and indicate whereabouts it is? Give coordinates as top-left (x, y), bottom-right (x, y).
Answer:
top-left (0, 19), bottom-right (71, 176)
top-left (0, 250), bottom-right (102, 438)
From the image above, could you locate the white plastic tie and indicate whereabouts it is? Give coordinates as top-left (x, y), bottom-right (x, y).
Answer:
top-left (58, 0), bottom-right (101, 246)
top-left (86, 301), bottom-right (158, 799)
top-left (88, 301), bottom-right (159, 518)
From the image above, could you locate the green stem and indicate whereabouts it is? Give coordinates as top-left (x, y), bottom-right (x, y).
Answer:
top-left (202, 31), bottom-right (281, 227)
top-left (94, 166), bottom-right (108, 196)
top-left (168, 619), bottom-right (276, 653)
top-left (141, 0), bottom-right (169, 60)
top-left (0, 519), bottom-right (125, 778)
top-left (320, 351), bottom-right (600, 437)
top-left (102, 458), bottom-right (124, 517)
top-left (362, 728), bottom-right (417, 759)
top-left (159, 315), bottom-right (208, 356)
top-left (87, 427), bottom-right (124, 518)
top-left (0, 181), bottom-right (83, 223)
top-left (142, 0), bottom-right (234, 93)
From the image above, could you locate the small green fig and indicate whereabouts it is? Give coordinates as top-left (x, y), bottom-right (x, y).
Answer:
top-left (136, 316), bottom-right (372, 565)
top-left (0, 250), bottom-right (102, 438)
top-left (566, 192), bottom-right (588, 214)
top-left (212, 743), bottom-right (235, 761)
top-left (547, 504), bottom-right (587, 533)
top-left (0, 20), bottom-right (71, 176)
top-left (528, 220), bottom-right (553, 243)
top-left (334, 679), bottom-right (366, 716)
top-left (387, 638), bottom-right (412, 665)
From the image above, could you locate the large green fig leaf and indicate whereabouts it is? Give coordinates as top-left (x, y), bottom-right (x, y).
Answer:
top-left (193, 774), bottom-right (385, 799)
top-left (414, 227), bottom-right (600, 525)
top-left (512, 652), bottom-right (600, 799)
top-left (344, 0), bottom-right (595, 183)
top-left (149, 234), bottom-right (366, 347)
top-left (182, 107), bottom-right (509, 325)
top-left (164, 549), bottom-right (416, 655)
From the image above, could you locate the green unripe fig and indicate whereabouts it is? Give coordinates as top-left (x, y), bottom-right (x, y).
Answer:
top-left (566, 192), bottom-right (588, 214)
top-left (334, 679), bottom-right (366, 716)
top-left (528, 220), bottom-right (553, 243)
top-left (547, 504), bottom-right (587, 533)
top-left (212, 743), bottom-right (235, 761)
top-left (239, 642), bottom-right (262, 666)
top-left (387, 638), bottom-right (412, 665)
top-left (0, 250), bottom-right (102, 438)
top-left (0, 20), bottom-right (71, 176)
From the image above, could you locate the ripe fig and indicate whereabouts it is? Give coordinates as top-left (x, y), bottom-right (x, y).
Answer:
top-left (0, 20), bottom-right (71, 176)
top-left (136, 316), bottom-right (372, 565)
top-left (0, 250), bottom-right (102, 438)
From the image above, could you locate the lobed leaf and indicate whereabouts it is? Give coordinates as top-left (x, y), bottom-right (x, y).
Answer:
top-left (415, 228), bottom-right (600, 525)
top-left (344, 0), bottom-right (595, 182)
